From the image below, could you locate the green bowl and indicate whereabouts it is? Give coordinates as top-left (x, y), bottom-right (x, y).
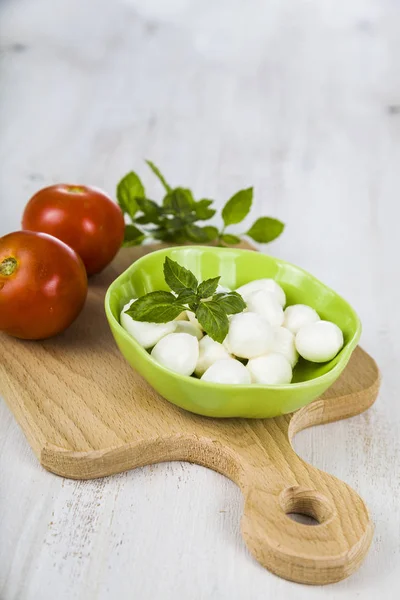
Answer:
top-left (105, 246), bottom-right (361, 419)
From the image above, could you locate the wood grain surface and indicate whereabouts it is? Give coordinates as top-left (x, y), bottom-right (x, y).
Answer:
top-left (0, 244), bottom-right (380, 584)
top-left (1, 0), bottom-right (398, 598)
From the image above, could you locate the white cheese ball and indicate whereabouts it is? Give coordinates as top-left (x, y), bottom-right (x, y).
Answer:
top-left (187, 310), bottom-right (203, 330)
top-left (151, 333), bottom-right (199, 376)
top-left (295, 321), bottom-right (344, 363)
top-left (120, 300), bottom-right (176, 349)
top-left (247, 353), bottom-right (292, 385)
top-left (221, 316), bottom-right (237, 353)
top-left (222, 335), bottom-right (233, 354)
top-left (195, 335), bottom-right (231, 376)
top-left (283, 304), bottom-right (320, 334)
top-left (272, 326), bottom-right (299, 367)
top-left (175, 310), bottom-right (188, 321)
top-left (216, 284), bottom-right (231, 294)
top-left (245, 290), bottom-right (284, 327)
top-left (236, 278), bottom-right (286, 307)
top-left (201, 358), bottom-right (251, 385)
top-left (174, 320), bottom-right (203, 340)
top-left (227, 312), bottom-right (274, 359)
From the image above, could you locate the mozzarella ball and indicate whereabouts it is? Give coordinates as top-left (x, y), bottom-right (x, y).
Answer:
top-left (247, 353), bottom-right (292, 385)
top-left (295, 321), bottom-right (344, 363)
top-left (151, 333), bottom-right (199, 376)
top-left (245, 290), bottom-right (284, 327)
top-left (201, 358), bottom-right (251, 385)
top-left (174, 320), bottom-right (203, 340)
top-left (187, 310), bottom-right (203, 330)
top-left (222, 316), bottom-right (238, 353)
top-left (272, 326), bottom-right (299, 367)
top-left (236, 279), bottom-right (286, 307)
top-left (195, 335), bottom-right (231, 376)
top-left (120, 300), bottom-right (176, 349)
top-left (283, 304), bottom-right (320, 334)
top-left (175, 310), bottom-right (188, 321)
top-left (216, 284), bottom-right (231, 294)
top-left (227, 312), bottom-right (274, 359)
top-left (222, 335), bottom-right (233, 354)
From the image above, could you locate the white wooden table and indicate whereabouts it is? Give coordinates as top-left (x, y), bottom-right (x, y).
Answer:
top-left (1, 0), bottom-right (399, 597)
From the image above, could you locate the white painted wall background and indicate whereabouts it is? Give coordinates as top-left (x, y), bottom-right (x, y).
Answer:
top-left (0, 0), bottom-right (399, 598)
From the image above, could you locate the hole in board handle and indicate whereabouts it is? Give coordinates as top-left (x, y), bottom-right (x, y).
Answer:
top-left (279, 486), bottom-right (334, 526)
top-left (286, 512), bottom-right (320, 526)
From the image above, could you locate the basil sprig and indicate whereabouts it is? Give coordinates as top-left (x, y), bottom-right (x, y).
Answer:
top-left (117, 161), bottom-right (284, 248)
top-left (125, 257), bottom-right (246, 343)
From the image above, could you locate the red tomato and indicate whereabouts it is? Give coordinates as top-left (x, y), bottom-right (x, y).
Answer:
top-left (0, 231), bottom-right (87, 340)
top-left (22, 184), bottom-right (125, 275)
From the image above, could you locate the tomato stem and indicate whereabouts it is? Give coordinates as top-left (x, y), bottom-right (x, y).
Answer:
top-left (0, 257), bottom-right (18, 276)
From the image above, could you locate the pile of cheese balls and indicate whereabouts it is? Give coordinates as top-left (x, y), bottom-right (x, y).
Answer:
top-left (120, 278), bottom-right (344, 385)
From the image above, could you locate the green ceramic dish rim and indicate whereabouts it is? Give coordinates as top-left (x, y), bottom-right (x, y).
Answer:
top-left (105, 246), bottom-right (362, 392)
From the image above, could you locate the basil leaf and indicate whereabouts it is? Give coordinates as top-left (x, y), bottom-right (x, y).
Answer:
top-left (176, 289), bottom-right (199, 306)
top-left (197, 276), bottom-right (220, 299)
top-left (221, 188), bottom-right (253, 226)
top-left (220, 233), bottom-right (241, 245)
top-left (163, 188), bottom-right (194, 216)
top-left (152, 230), bottom-right (187, 243)
top-left (213, 291), bottom-right (246, 314)
top-left (145, 160), bottom-right (171, 192)
top-left (122, 224), bottom-right (145, 247)
top-left (117, 172), bottom-right (145, 219)
top-left (163, 256), bottom-right (198, 293)
top-left (196, 301), bottom-right (229, 343)
top-left (195, 199), bottom-right (216, 220)
top-left (136, 198), bottom-right (162, 224)
top-left (184, 224), bottom-right (211, 243)
top-left (150, 227), bottom-right (171, 241)
top-left (135, 215), bottom-right (154, 225)
top-left (246, 217), bottom-right (285, 243)
top-left (201, 226), bottom-right (219, 242)
top-left (161, 216), bottom-right (184, 233)
top-left (125, 291), bottom-right (186, 323)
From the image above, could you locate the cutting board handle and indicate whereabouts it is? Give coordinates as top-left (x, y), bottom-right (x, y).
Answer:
top-left (240, 444), bottom-right (373, 585)
top-left (236, 350), bottom-right (379, 585)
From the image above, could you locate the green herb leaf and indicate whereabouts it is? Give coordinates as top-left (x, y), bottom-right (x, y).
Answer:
top-left (213, 291), bottom-right (246, 314)
top-left (163, 188), bottom-right (194, 216)
top-left (201, 226), bottom-right (219, 242)
top-left (195, 199), bottom-right (216, 220)
top-left (196, 301), bottom-right (229, 343)
top-left (117, 161), bottom-right (284, 249)
top-left (221, 188), bottom-right (253, 226)
top-left (163, 257), bottom-right (198, 294)
top-left (136, 198), bottom-right (162, 224)
top-left (176, 289), bottom-right (199, 306)
top-left (145, 160), bottom-right (171, 192)
top-left (135, 215), bottom-right (153, 225)
top-left (117, 172), bottom-right (145, 219)
top-left (220, 233), bottom-right (241, 245)
top-left (150, 227), bottom-right (171, 241)
top-left (153, 228), bottom-right (188, 244)
top-left (246, 217), bottom-right (285, 243)
top-left (125, 291), bottom-right (186, 323)
top-left (122, 224), bottom-right (145, 247)
top-left (184, 224), bottom-right (211, 243)
top-left (197, 276), bottom-right (220, 299)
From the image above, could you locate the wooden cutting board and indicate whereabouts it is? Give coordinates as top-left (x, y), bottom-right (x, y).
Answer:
top-left (0, 243), bottom-right (380, 585)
